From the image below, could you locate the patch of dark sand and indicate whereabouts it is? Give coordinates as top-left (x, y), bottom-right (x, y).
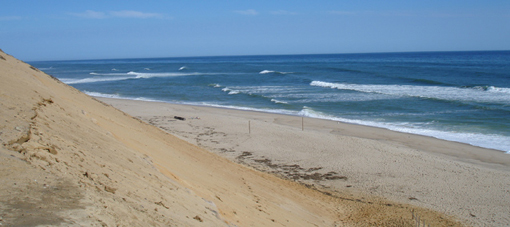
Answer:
top-left (0, 152), bottom-right (85, 226)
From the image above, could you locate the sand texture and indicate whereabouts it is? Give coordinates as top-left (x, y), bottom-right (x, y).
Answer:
top-left (0, 49), bottom-right (502, 226)
top-left (99, 99), bottom-right (510, 227)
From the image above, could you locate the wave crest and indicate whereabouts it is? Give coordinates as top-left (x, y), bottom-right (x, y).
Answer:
top-left (222, 87), bottom-right (240, 95)
top-left (310, 81), bottom-right (510, 104)
top-left (259, 70), bottom-right (293, 74)
top-left (62, 71), bottom-right (205, 85)
top-left (61, 76), bottom-right (133, 84)
top-left (271, 99), bottom-right (288, 104)
top-left (476, 86), bottom-right (510, 94)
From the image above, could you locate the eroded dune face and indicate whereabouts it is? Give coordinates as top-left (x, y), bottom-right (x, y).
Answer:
top-left (0, 50), bottom-right (230, 226)
top-left (0, 50), bottom-right (461, 227)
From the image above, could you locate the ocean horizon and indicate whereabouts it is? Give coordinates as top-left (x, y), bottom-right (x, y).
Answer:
top-left (30, 50), bottom-right (510, 153)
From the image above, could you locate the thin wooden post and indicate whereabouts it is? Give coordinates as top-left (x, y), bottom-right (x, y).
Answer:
top-left (249, 120), bottom-right (251, 134)
top-left (301, 117), bottom-right (304, 131)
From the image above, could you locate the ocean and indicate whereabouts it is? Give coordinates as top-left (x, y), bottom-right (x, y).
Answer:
top-left (30, 51), bottom-right (510, 153)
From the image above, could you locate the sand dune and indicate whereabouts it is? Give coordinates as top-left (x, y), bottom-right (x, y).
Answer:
top-left (0, 49), bottom-right (491, 226)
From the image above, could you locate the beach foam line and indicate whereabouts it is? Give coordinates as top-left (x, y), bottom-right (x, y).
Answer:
top-left (83, 91), bottom-right (161, 102)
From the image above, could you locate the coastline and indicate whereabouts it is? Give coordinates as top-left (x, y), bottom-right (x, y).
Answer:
top-left (99, 97), bottom-right (510, 226)
top-left (98, 98), bottom-right (510, 167)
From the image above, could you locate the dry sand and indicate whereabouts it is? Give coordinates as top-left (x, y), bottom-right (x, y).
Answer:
top-left (0, 49), bottom-right (505, 226)
top-left (98, 98), bottom-right (510, 227)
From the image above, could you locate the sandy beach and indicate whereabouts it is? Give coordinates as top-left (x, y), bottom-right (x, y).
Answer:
top-left (100, 98), bottom-right (510, 226)
top-left (1, 48), bottom-right (508, 226)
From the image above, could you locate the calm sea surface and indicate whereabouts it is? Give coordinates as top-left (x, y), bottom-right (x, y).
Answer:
top-left (31, 51), bottom-right (510, 153)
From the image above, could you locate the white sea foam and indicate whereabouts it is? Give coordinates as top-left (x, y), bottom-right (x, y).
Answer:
top-left (83, 91), bottom-right (159, 102)
top-left (89, 72), bottom-right (130, 76)
top-left (83, 91), bottom-right (123, 99)
top-left (61, 76), bottom-right (134, 84)
top-left (260, 70), bottom-right (275, 74)
top-left (220, 85), bottom-right (301, 95)
top-left (128, 71), bottom-right (203, 78)
top-left (64, 71), bottom-right (204, 85)
top-left (73, 70), bottom-right (227, 85)
top-left (216, 85), bottom-right (388, 103)
top-left (288, 92), bottom-right (392, 103)
top-left (179, 66), bottom-right (187, 71)
top-left (271, 99), bottom-right (288, 104)
top-left (486, 86), bottom-right (510, 94)
top-left (259, 70), bottom-right (292, 74)
top-left (222, 87), bottom-right (240, 95)
top-left (310, 81), bottom-right (510, 104)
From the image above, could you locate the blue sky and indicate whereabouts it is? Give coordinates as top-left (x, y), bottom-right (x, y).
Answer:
top-left (1, 0), bottom-right (509, 61)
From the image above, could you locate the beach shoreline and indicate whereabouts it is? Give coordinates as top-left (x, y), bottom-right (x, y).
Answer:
top-left (99, 97), bottom-right (510, 226)
top-left (98, 97), bottom-right (510, 167)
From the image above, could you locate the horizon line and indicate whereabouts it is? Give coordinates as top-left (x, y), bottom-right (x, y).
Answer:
top-left (27, 49), bottom-right (510, 63)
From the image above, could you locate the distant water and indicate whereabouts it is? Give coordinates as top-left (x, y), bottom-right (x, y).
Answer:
top-left (31, 51), bottom-right (510, 153)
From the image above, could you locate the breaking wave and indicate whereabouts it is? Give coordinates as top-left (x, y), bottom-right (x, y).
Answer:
top-left (271, 99), bottom-right (288, 104)
top-left (259, 70), bottom-right (293, 74)
top-left (310, 81), bottom-right (510, 104)
top-left (61, 76), bottom-right (133, 84)
top-left (222, 87), bottom-right (240, 95)
top-left (61, 71), bottom-right (204, 84)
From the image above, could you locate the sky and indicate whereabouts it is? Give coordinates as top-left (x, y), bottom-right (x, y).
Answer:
top-left (1, 0), bottom-right (509, 61)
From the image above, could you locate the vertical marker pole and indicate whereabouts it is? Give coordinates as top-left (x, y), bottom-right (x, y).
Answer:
top-left (302, 117), bottom-right (304, 131)
top-left (249, 120), bottom-right (251, 134)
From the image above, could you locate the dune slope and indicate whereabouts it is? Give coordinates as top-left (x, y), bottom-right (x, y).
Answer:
top-left (0, 50), bottom-right (460, 226)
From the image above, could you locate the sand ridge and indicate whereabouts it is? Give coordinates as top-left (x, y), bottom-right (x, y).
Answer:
top-left (1, 49), bottom-right (465, 226)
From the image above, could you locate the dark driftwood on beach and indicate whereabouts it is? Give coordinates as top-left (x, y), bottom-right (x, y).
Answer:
top-left (174, 116), bottom-right (186, 121)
